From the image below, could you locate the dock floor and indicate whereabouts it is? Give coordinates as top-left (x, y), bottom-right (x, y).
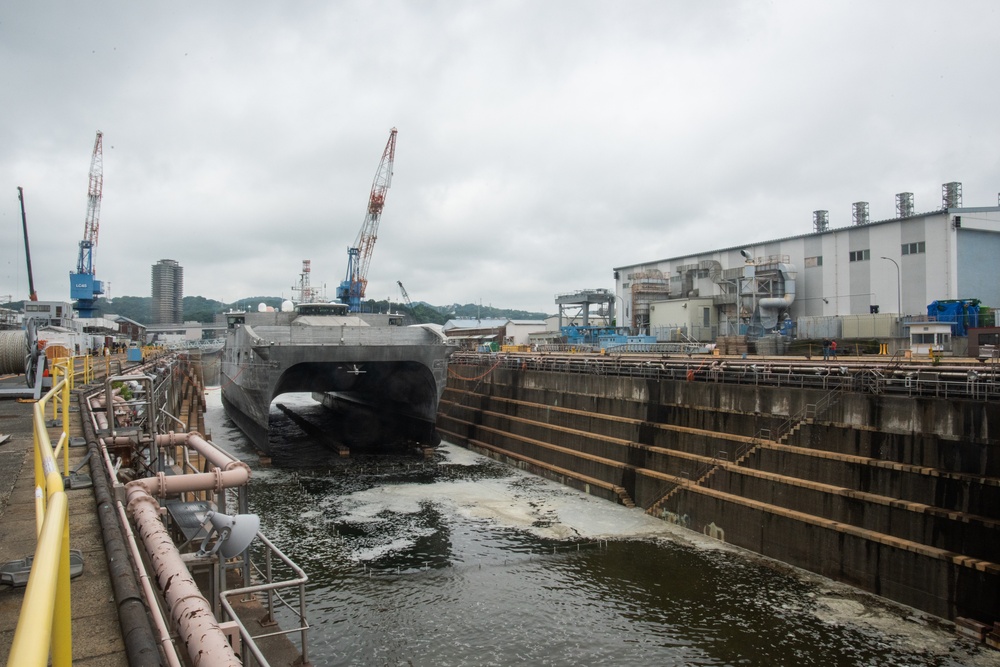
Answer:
top-left (0, 372), bottom-right (128, 665)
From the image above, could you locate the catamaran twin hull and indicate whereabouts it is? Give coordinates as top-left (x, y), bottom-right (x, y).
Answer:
top-left (220, 308), bottom-right (454, 454)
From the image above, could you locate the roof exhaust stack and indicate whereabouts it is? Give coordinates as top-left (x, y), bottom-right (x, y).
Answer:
top-left (813, 210), bottom-right (829, 233)
top-left (852, 201), bottom-right (870, 226)
top-left (942, 182), bottom-right (962, 209)
top-left (896, 192), bottom-right (914, 218)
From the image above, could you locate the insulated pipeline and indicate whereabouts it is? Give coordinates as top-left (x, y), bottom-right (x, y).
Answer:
top-left (79, 391), bottom-right (167, 667)
top-left (0, 330), bottom-right (27, 375)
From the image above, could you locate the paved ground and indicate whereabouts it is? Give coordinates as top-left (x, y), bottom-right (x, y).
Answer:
top-left (0, 372), bottom-right (128, 666)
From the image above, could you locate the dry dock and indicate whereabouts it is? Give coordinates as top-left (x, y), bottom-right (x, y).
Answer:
top-left (440, 351), bottom-right (1000, 647)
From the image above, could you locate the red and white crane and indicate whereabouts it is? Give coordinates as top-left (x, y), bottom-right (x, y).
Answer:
top-left (336, 128), bottom-right (397, 312)
top-left (70, 131), bottom-right (105, 317)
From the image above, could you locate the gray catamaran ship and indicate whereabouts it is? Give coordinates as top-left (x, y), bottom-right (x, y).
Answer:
top-left (220, 302), bottom-right (455, 454)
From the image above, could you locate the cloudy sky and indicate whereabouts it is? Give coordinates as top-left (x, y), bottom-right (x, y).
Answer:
top-left (2, 2), bottom-right (999, 315)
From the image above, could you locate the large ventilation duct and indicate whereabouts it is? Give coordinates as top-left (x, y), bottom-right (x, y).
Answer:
top-left (757, 263), bottom-right (797, 329)
top-left (699, 259), bottom-right (723, 284)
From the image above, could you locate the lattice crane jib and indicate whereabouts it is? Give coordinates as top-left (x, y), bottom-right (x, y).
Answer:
top-left (338, 127), bottom-right (397, 311)
top-left (79, 131), bottom-right (104, 276)
top-left (397, 280), bottom-right (413, 309)
top-left (70, 131), bottom-right (105, 317)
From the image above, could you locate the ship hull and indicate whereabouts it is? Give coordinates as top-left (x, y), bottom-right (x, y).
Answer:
top-left (220, 310), bottom-right (453, 454)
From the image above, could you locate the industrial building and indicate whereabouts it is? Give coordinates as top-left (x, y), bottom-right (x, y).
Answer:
top-left (613, 183), bottom-right (1000, 351)
top-left (151, 259), bottom-right (184, 325)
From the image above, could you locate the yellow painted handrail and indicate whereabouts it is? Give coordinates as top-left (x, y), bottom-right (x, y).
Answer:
top-left (7, 376), bottom-right (74, 666)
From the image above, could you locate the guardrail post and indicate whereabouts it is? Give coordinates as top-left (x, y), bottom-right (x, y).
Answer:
top-left (61, 367), bottom-right (70, 476)
top-left (53, 498), bottom-right (72, 666)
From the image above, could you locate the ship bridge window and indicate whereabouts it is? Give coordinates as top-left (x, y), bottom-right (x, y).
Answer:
top-left (295, 303), bottom-right (349, 316)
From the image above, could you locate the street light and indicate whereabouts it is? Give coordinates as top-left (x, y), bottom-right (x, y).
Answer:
top-left (880, 256), bottom-right (900, 315)
top-left (614, 294), bottom-right (627, 329)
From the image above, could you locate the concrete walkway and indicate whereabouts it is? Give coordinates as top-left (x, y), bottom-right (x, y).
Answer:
top-left (0, 374), bottom-right (128, 665)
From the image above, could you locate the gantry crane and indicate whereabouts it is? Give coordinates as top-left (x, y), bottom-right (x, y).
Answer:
top-left (70, 131), bottom-right (105, 317)
top-left (336, 128), bottom-right (397, 312)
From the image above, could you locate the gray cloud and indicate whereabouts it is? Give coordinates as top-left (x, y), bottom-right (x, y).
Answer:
top-left (2, 1), bottom-right (998, 314)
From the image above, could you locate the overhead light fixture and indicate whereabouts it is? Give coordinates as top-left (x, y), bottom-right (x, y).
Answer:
top-left (197, 511), bottom-right (260, 559)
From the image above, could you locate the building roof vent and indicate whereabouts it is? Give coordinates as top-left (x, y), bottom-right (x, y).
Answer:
top-left (852, 201), bottom-right (870, 226)
top-left (942, 182), bottom-right (962, 209)
top-left (813, 210), bottom-right (829, 233)
top-left (896, 192), bottom-right (914, 218)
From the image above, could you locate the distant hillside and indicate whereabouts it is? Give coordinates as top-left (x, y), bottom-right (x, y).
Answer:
top-left (96, 296), bottom-right (235, 324)
top-left (87, 296), bottom-right (548, 326)
top-left (434, 303), bottom-right (549, 320)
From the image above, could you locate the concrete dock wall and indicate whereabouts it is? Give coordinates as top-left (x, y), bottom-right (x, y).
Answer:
top-left (438, 362), bottom-right (1000, 626)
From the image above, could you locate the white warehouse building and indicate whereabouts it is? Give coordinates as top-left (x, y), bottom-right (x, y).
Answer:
top-left (612, 184), bottom-right (1000, 346)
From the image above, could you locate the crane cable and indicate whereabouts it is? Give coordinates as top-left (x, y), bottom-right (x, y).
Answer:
top-left (0, 330), bottom-right (28, 375)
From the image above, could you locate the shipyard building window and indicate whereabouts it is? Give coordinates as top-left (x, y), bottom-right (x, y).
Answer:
top-left (978, 333), bottom-right (1000, 346)
top-left (849, 249), bottom-right (870, 262)
top-left (901, 241), bottom-right (926, 255)
top-left (804, 256), bottom-right (823, 268)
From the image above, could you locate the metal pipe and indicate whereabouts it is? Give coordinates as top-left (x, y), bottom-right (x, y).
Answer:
top-left (126, 489), bottom-right (241, 667)
top-left (114, 501), bottom-right (183, 667)
top-left (126, 465), bottom-right (249, 498)
top-left (84, 364), bottom-right (256, 665)
top-left (79, 390), bottom-right (168, 666)
top-left (155, 431), bottom-right (240, 471)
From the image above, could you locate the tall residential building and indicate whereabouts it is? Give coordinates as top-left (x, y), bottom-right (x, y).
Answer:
top-left (151, 259), bottom-right (183, 324)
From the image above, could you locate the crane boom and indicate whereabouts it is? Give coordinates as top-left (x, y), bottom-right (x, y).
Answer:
top-left (336, 127), bottom-right (397, 312)
top-left (17, 187), bottom-right (38, 301)
top-left (70, 131), bottom-right (105, 317)
top-left (397, 280), bottom-right (413, 309)
top-left (78, 131), bottom-right (103, 275)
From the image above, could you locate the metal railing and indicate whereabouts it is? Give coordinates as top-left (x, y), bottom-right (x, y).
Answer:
top-left (450, 352), bottom-right (1000, 401)
top-left (7, 363), bottom-right (74, 667)
top-left (220, 532), bottom-right (310, 666)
